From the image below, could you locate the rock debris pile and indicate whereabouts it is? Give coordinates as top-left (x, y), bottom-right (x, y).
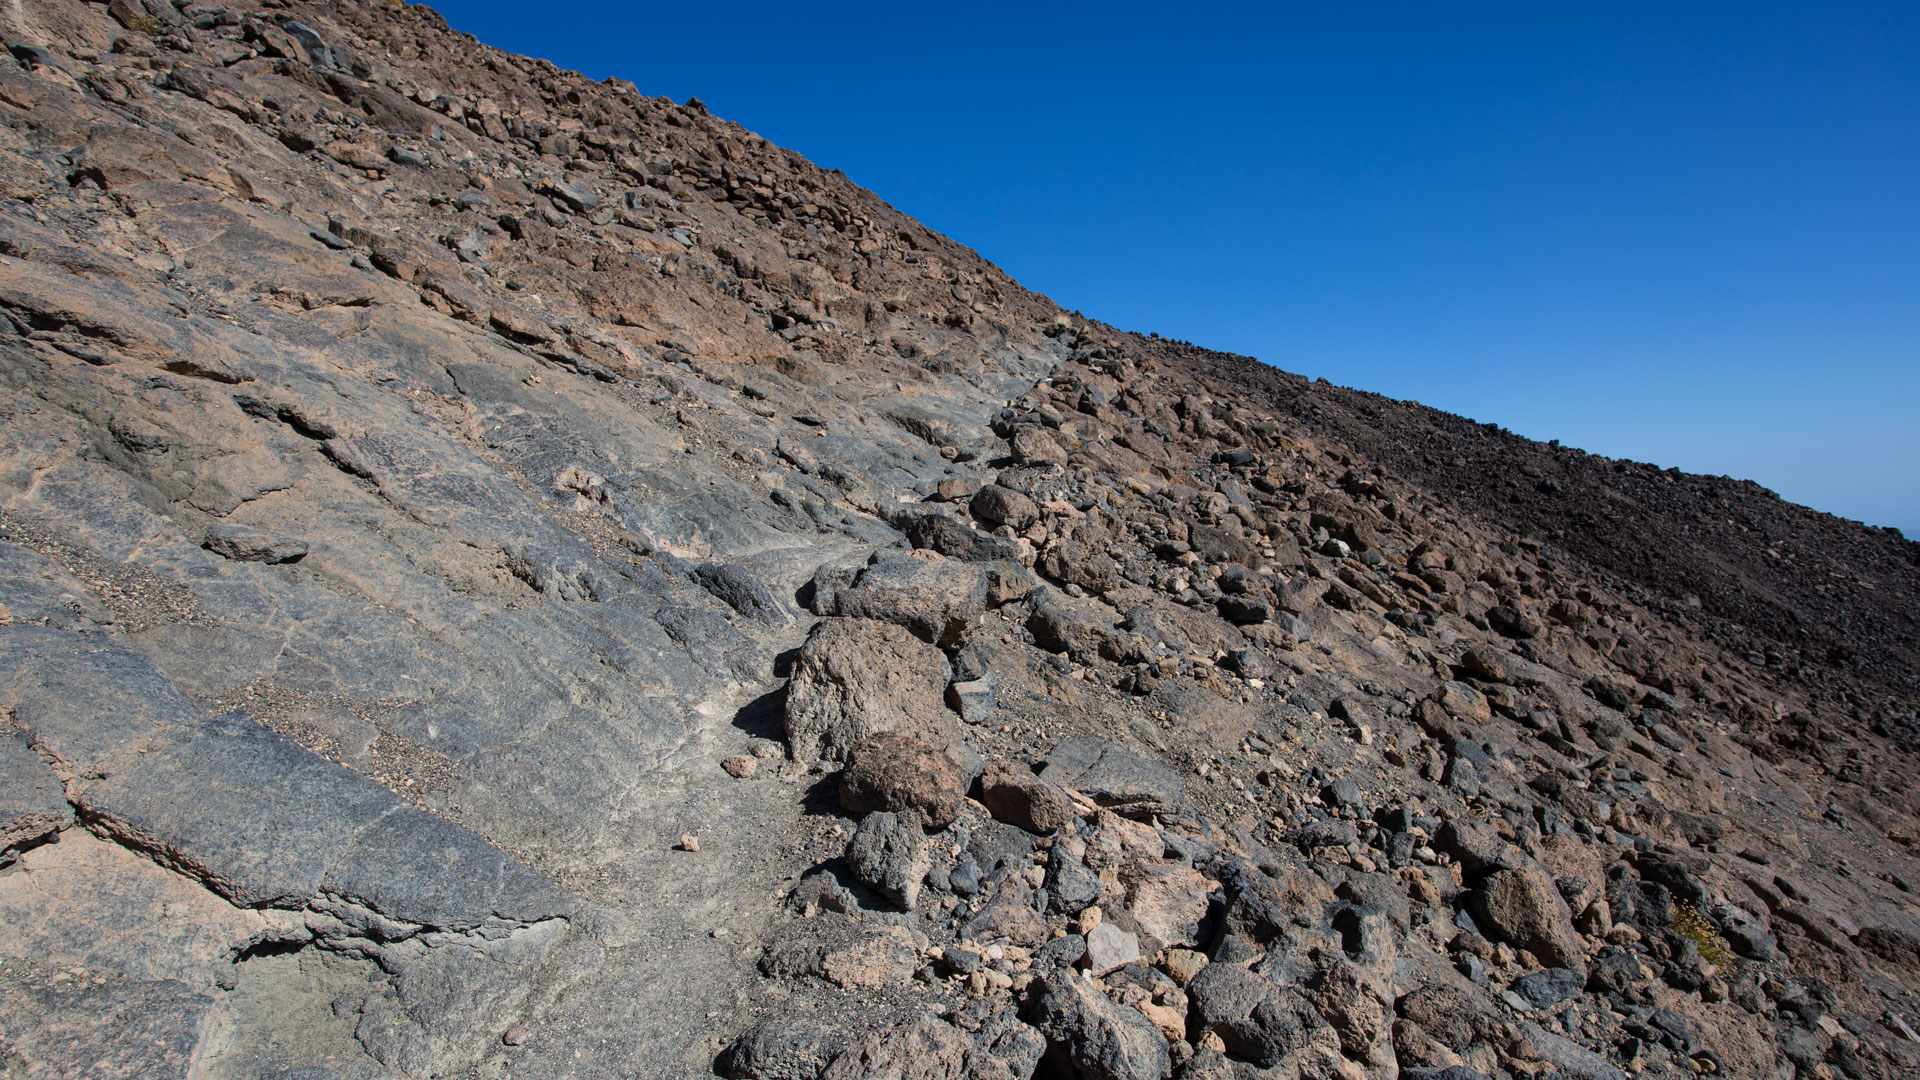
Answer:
top-left (0, 2), bottom-right (1915, 1079)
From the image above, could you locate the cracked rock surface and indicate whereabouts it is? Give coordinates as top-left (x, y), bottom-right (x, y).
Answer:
top-left (0, 3), bottom-right (1916, 1079)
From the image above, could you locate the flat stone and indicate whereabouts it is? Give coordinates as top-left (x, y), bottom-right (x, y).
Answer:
top-left (695, 562), bottom-right (789, 625)
top-left (202, 522), bottom-right (308, 564)
top-left (1084, 920), bottom-right (1142, 976)
top-left (1510, 967), bottom-right (1586, 1009)
top-left (1040, 736), bottom-right (1185, 819)
top-left (0, 970), bottom-right (216, 1080)
top-left (819, 1010), bottom-right (971, 1079)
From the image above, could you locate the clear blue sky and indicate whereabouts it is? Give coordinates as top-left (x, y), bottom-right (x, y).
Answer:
top-left (430, 1), bottom-right (1920, 537)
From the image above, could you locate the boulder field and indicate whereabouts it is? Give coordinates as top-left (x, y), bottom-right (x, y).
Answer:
top-left (0, 3), bottom-right (1916, 1079)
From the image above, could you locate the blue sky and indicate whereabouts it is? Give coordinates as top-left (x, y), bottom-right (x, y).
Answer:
top-left (430, 1), bottom-right (1920, 536)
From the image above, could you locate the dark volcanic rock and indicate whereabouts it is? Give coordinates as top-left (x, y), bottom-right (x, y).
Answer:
top-left (1041, 736), bottom-right (1185, 818)
top-left (0, 3), bottom-right (1915, 1077)
top-left (844, 810), bottom-right (931, 911)
top-left (0, 735), bottom-right (69, 858)
top-left (1027, 970), bottom-right (1171, 1080)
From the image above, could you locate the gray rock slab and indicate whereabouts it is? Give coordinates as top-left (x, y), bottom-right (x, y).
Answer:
top-left (1520, 1021), bottom-right (1629, 1080)
top-left (323, 805), bottom-right (573, 930)
top-left (203, 522), bottom-right (309, 563)
top-left (0, 970), bottom-right (216, 1080)
top-left (4, 628), bottom-right (566, 927)
top-left (1041, 735), bottom-right (1186, 818)
top-left (0, 734), bottom-right (69, 855)
top-left (0, 625), bottom-right (201, 778)
top-left (77, 708), bottom-right (402, 909)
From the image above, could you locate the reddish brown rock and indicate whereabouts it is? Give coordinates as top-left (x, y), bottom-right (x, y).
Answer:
top-left (783, 618), bottom-right (957, 763)
top-left (1473, 866), bottom-right (1588, 975)
top-left (979, 760), bottom-right (1075, 835)
top-left (838, 732), bottom-right (967, 830)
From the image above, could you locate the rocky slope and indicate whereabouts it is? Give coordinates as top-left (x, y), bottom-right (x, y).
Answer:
top-left (0, 3), bottom-right (1915, 1079)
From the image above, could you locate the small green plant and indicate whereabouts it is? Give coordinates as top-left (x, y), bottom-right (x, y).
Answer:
top-left (1672, 901), bottom-right (1731, 967)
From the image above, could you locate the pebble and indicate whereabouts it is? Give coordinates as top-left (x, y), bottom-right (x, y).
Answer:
top-left (1076, 906), bottom-right (1103, 936)
top-left (721, 755), bottom-right (758, 778)
top-left (678, 835), bottom-right (700, 852)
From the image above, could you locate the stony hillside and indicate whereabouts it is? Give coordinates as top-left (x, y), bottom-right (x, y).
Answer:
top-left (0, 3), bottom-right (1915, 1080)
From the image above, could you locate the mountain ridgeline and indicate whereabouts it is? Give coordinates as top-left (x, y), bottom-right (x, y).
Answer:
top-left (0, 3), bottom-right (1915, 1079)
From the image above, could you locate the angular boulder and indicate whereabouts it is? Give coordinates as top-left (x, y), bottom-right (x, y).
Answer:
top-left (1040, 736), bottom-right (1185, 819)
top-left (838, 732), bottom-right (969, 830)
top-left (1028, 970), bottom-right (1170, 1080)
top-left (844, 810), bottom-right (930, 911)
top-left (1472, 866), bottom-right (1587, 974)
top-left (819, 554), bottom-right (987, 647)
top-left (784, 618), bottom-right (957, 763)
top-left (980, 760), bottom-right (1076, 835)
top-left (1116, 859), bottom-right (1212, 948)
top-left (1186, 961), bottom-right (1325, 1068)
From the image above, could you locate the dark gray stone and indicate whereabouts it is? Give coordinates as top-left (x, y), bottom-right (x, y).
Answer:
top-left (1032, 933), bottom-right (1088, 970)
top-left (1290, 819), bottom-right (1357, 850)
top-left (1723, 923), bottom-right (1778, 962)
top-left (845, 810), bottom-right (930, 911)
top-left (1027, 970), bottom-right (1170, 1080)
top-left (972, 1007), bottom-right (1046, 1080)
top-left (1185, 962), bottom-right (1323, 1068)
top-left (947, 675), bottom-right (998, 725)
top-left (0, 971), bottom-right (215, 1080)
top-left (1040, 736), bottom-right (1184, 818)
top-left (1510, 967), bottom-right (1585, 1009)
top-left (1045, 848), bottom-right (1103, 915)
top-left (1519, 1021), bottom-right (1628, 1080)
top-left (696, 562), bottom-right (789, 625)
top-left (892, 509), bottom-right (1025, 563)
top-left (203, 522), bottom-right (308, 563)
top-left (1321, 779), bottom-right (1365, 814)
top-left (966, 820), bottom-right (1037, 878)
top-left (720, 1009), bottom-right (859, 1080)
top-left (0, 734), bottom-right (69, 857)
top-left (0, 630), bottom-right (567, 928)
top-left (1214, 596), bottom-right (1270, 626)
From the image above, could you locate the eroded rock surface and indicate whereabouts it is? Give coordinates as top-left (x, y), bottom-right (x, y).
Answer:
top-left (0, 3), bottom-right (1915, 1079)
